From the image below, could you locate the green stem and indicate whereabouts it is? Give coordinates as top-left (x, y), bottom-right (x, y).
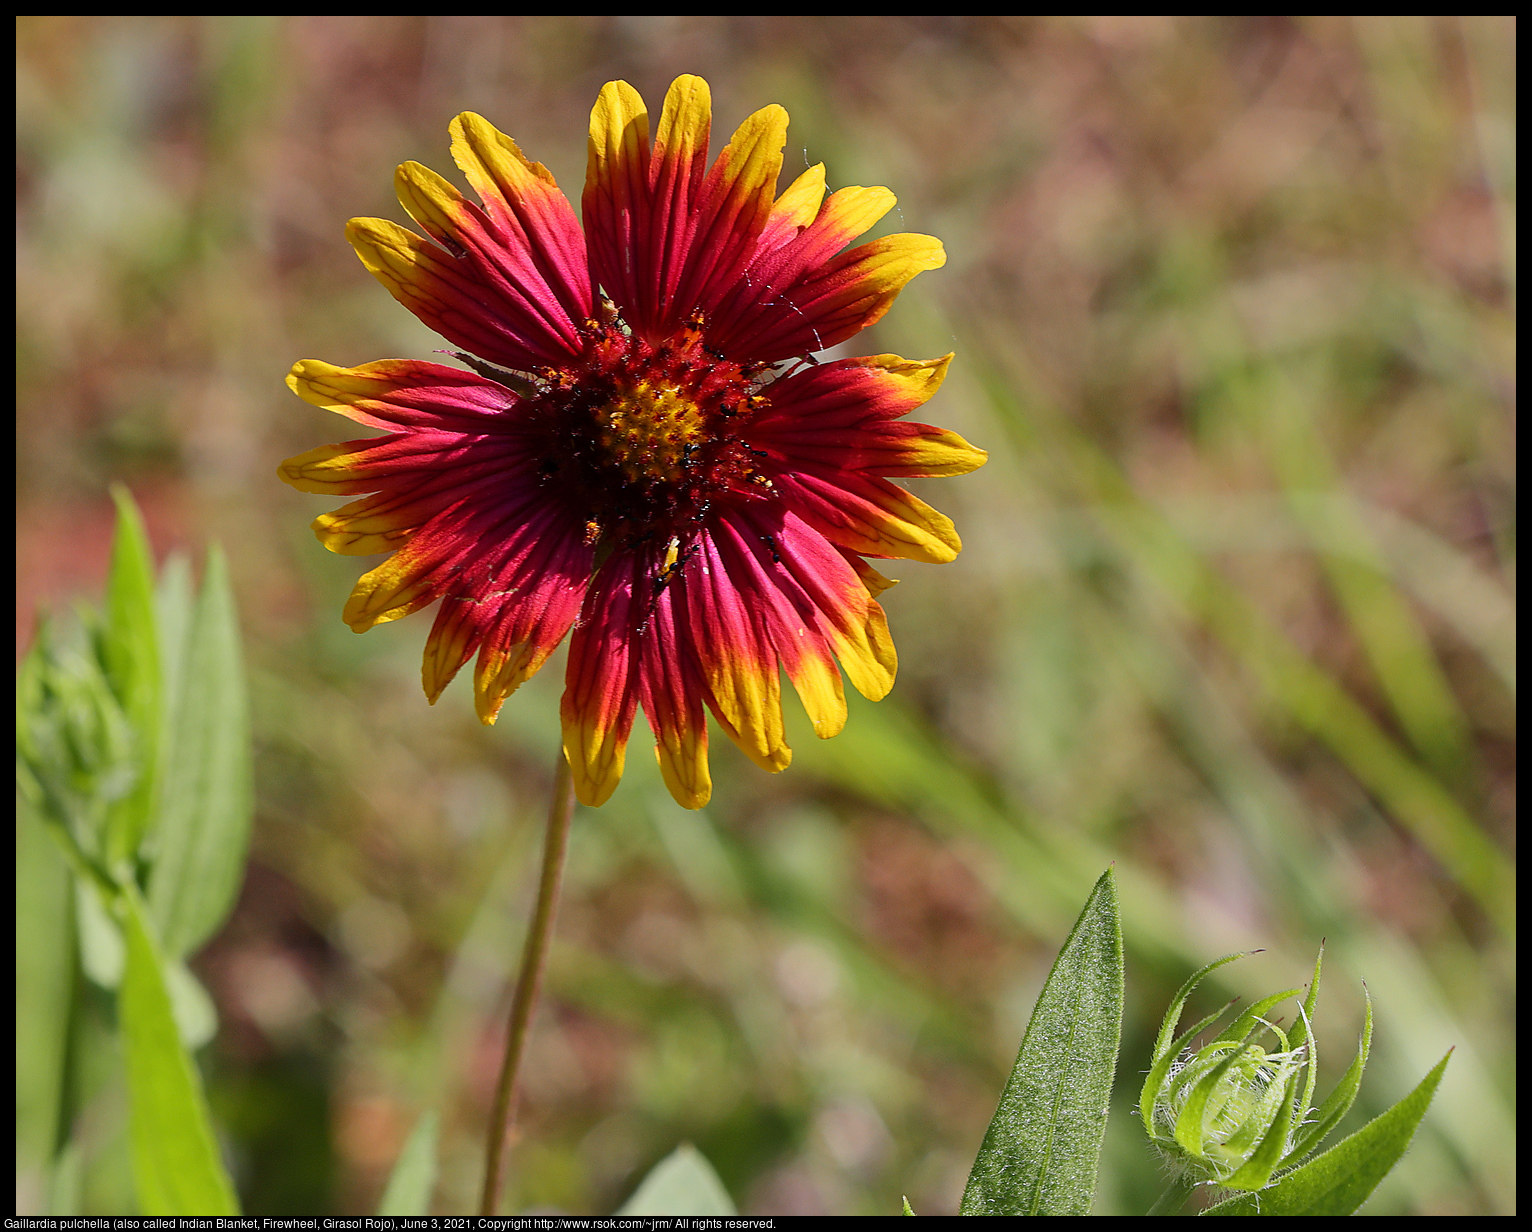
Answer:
top-left (1147, 1175), bottom-right (1198, 1216)
top-left (479, 752), bottom-right (577, 1217)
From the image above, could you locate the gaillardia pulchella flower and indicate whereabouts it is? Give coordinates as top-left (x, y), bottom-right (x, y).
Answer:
top-left (280, 75), bottom-right (985, 809)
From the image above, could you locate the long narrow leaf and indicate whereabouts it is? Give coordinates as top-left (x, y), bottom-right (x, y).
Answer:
top-left (377, 1112), bottom-right (439, 1216)
top-left (146, 545), bottom-right (252, 958)
top-left (102, 486), bottom-right (162, 866)
top-left (1281, 988), bottom-right (1372, 1166)
top-left (118, 886), bottom-right (239, 1215)
top-left (1288, 948), bottom-right (1324, 1132)
top-left (961, 868), bottom-right (1123, 1216)
top-left (1212, 987), bottom-right (1302, 1046)
top-left (1141, 951), bottom-right (1249, 1138)
top-left (1202, 1050), bottom-right (1449, 1216)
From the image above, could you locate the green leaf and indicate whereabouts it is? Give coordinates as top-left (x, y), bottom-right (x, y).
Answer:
top-left (1201, 1050), bottom-right (1449, 1216)
top-left (377, 1112), bottom-right (438, 1216)
top-left (960, 868), bottom-right (1124, 1216)
top-left (146, 545), bottom-right (253, 958)
top-left (1141, 1001), bottom-right (1240, 1145)
top-left (75, 878), bottom-right (124, 988)
top-left (1287, 947), bottom-right (1324, 1135)
top-left (902, 1195), bottom-right (916, 1215)
top-left (1212, 987), bottom-right (1302, 1047)
top-left (118, 885), bottom-right (239, 1215)
top-left (164, 959), bottom-right (218, 1050)
top-left (15, 800), bottom-right (75, 1181)
top-left (101, 485), bottom-right (162, 867)
top-left (616, 1144), bottom-right (737, 1216)
top-left (1141, 952), bottom-right (1248, 1136)
top-left (1280, 987), bottom-right (1372, 1167)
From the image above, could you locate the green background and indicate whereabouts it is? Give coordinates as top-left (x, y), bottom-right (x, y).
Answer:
top-left (16, 16), bottom-right (1514, 1216)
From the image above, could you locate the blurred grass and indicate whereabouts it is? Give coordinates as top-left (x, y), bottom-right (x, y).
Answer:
top-left (16, 15), bottom-right (1514, 1217)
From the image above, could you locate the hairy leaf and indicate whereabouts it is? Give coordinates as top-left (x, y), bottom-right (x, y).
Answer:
top-left (961, 868), bottom-right (1124, 1215)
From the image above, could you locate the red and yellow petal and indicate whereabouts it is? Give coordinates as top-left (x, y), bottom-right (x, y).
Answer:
top-left (708, 513), bottom-right (849, 740)
top-left (584, 75), bottom-right (789, 344)
top-left (748, 354), bottom-right (987, 478)
top-left (668, 97), bottom-right (788, 334)
top-left (337, 477), bottom-right (565, 633)
top-left (286, 358), bottom-right (523, 433)
top-left (394, 159), bottom-right (587, 361)
top-left (561, 554), bottom-right (643, 808)
top-left (732, 505), bottom-right (899, 703)
top-left (634, 582), bottom-right (712, 808)
top-left (465, 519), bottom-right (592, 720)
top-left (277, 432), bottom-right (520, 496)
top-left (727, 232), bottom-right (946, 362)
top-left (406, 500), bottom-right (592, 713)
top-left (310, 486), bottom-right (460, 556)
top-left (681, 530), bottom-right (792, 775)
top-left (347, 217), bottom-right (568, 373)
top-left (755, 163), bottom-right (827, 255)
top-left (448, 111), bottom-right (593, 324)
top-left (766, 464), bottom-right (963, 564)
top-left (584, 79), bottom-right (653, 326)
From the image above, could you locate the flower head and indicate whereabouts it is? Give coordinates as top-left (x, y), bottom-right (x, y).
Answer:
top-left (280, 75), bottom-right (985, 809)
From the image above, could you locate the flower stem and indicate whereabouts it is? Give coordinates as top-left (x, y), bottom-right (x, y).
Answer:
top-left (479, 751), bottom-right (576, 1217)
top-left (1146, 1175), bottom-right (1198, 1216)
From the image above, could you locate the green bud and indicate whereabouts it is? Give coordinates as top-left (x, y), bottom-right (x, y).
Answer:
top-left (1140, 947), bottom-right (1369, 1195)
top-left (16, 610), bottom-right (142, 868)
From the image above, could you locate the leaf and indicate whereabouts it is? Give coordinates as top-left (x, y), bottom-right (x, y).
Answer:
top-left (1287, 947), bottom-right (1324, 1134)
top-left (903, 1195), bottom-right (916, 1215)
top-left (616, 1144), bottom-right (737, 1216)
top-left (1280, 987), bottom-right (1372, 1167)
top-left (1141, 952), bottom-right (1248, 1137)
top-left (14, 800), bottom-right (75, 1178)
top-left (75, 878), bottom-right (124, 988)
top-left (118, 885), bottom-right (239, 1215)
top-left (1212, 987), bottom-right (1302, 1047)
top-left (377, 1112), bottom-right (439, 1216)
top-left (960, 868), bottom-right (1124, 1216)
top-left (101, 485), bottom-right (162, 867)
top-left (1201, 1050), bottom-right (1450, 1216)
top-left (146, 545), bottom-right (253, 958)
top-left (164, 959), bottom-right (219, 1050)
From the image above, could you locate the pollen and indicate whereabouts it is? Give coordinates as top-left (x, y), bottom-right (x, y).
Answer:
top-left (597, 379), bottom-right (707, 485)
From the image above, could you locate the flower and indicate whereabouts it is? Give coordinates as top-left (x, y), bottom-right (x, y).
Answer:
top-left (279, 75), bottom-right (985, 809)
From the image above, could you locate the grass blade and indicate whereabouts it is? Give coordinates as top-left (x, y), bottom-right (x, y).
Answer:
top-left (961, 868), bottom-right (1123, 1215)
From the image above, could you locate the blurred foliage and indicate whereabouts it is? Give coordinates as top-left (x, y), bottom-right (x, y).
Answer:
top-left (16, 15), bottom-right (1514, 1217)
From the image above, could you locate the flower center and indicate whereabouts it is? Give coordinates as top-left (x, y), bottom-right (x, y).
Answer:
top-left (596, 379), bottom-right (707, 485)
top-left (529, 321), bottom-right (774, 552)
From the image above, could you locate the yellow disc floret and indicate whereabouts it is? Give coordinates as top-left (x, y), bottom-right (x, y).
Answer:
top-left (597, 379), bottom-right (708, 485)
